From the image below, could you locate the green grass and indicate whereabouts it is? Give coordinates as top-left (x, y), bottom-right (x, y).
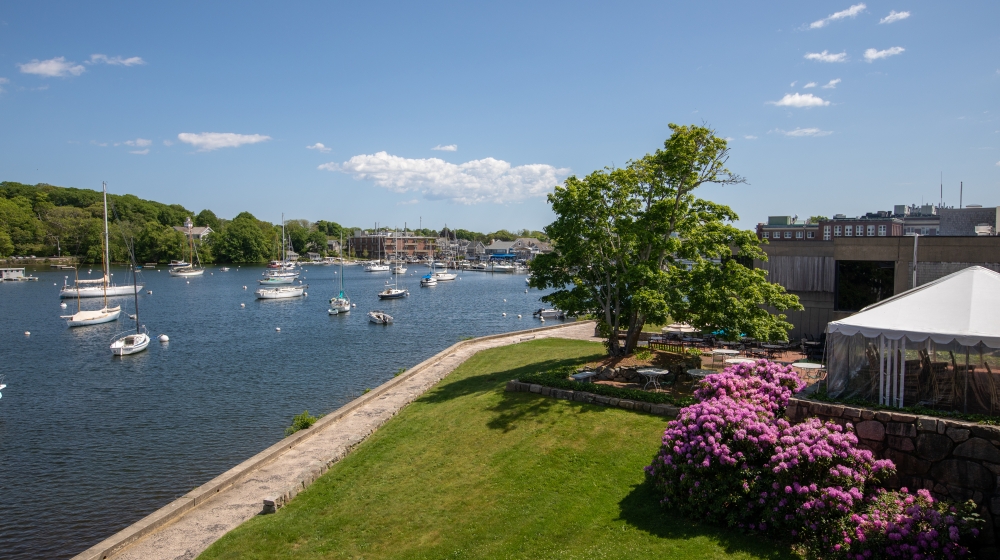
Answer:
top-left (199, 339), bottom-right (792, 560)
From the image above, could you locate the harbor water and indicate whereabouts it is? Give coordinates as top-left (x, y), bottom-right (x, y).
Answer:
top-left (0, 264), bottom-right (560, 559)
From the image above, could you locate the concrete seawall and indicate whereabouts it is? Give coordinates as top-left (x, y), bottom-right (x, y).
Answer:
top-left (72, 320), bottom-right (598, 560)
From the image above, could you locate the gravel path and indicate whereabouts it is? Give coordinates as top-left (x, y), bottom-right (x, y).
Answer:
top-left (82, 321), bottom-right (598, 560)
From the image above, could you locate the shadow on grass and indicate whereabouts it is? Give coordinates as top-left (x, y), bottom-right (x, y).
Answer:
top-left (618, 478), bottom-right (795, 560)
top-left (417, 355), bottom-right (600, 405)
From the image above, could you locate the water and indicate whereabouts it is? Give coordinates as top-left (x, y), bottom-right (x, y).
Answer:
top-left (0, 264), bottom-right (556, 559)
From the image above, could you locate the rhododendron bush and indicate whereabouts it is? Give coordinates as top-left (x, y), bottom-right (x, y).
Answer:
top-left (645, 361), bottom-right (983, 558)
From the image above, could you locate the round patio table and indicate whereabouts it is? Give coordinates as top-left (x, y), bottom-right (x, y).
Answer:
top-left (711, 349), bottom-right (739, 355)
top-left (636, 367), bottom-right (671, 391)
top-left (687, 368), bottom-right (715, 379)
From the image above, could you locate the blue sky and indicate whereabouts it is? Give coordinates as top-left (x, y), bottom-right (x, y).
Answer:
top-left (1, 1), bottom-right (998, 232)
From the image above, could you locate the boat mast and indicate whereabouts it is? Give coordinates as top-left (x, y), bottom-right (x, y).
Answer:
top-left (131, 252), bottom-right (140, 333)
top-left (102, 181), bottom-right (110, 306)
top-left (339, 231), bottom-right (345, 297)
top-left (281, 213), bottom-right (285, 262)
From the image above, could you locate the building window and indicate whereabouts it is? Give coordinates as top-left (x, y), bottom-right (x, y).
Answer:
top-left (796, 231), bottom-right (803, 239)
top-left (845, 225), bottom-right (853, 237)
top-left (834, 225), bottom-right (841, 237)
top-left (762, 231), bottom-right (769, 238)
top-left (784, 231), bottom-right (792, 239)
top-left (878, 225), bottom-right (886, 236)
top-left (866, 225), bottom-right (875, 236)
top-left (808, 231), bottom-right (816, 239)
top-left (856, 225), bottom-right (864, 236)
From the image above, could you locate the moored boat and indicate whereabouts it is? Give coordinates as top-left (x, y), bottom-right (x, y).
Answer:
top-left (367, 310), bottom-right (393, 324)
top-left (255, 285), bottom-right (308, 299)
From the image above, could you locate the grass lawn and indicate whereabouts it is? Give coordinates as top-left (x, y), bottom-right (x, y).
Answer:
top-left (199, 338), bottom-right (792, 560)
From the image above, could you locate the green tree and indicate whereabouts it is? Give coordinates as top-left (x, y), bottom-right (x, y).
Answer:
top-left (808, 215), bottom-right (829, 224)
top-left (0, 230), bottom-right (13, 257)
top-left (195, 209), bottom-right (221, 230)
top-left (214, 213), bottom-right (271, 263)
top-left (530, 124), bottom-right (801, 356)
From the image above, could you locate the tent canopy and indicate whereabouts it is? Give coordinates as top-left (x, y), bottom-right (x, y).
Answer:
top-left (827, 266), bottom-right (1000, 348)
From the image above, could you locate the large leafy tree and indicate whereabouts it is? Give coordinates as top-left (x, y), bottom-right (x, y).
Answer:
top-left (530, 124), bottom-right (801, 356)
top-left (214, 212), bottom-right (272, 263)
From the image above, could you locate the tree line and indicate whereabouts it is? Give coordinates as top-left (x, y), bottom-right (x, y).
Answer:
top-left (0, 181), bottom-right (544, 263)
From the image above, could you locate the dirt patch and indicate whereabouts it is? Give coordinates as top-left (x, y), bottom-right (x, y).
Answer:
top-left (584, 349), bottom-right (695, 370)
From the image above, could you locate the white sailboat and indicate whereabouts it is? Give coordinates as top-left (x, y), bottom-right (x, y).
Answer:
top-left (329, 233), bottom-right (351, 314)
top-left (61, 183), bottom-right (124, 327)
top-left (111, 238), bottom-right (150, 356)
top-left (378, 228), bottom-right (408, 300)
top-left (59, 183), bottom-right (143, 298)
top-left (433, 271), bottom-right (456, 281)
top-left (169, 217), bottom-right (205, 277)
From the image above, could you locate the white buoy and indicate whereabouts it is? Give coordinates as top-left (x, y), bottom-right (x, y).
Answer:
top-left (60, 302), bottom-right (67, 308)
top-left (352, 303), bottom-right (356, 307)
top-left (159, 334), bottom-right (169, 342)
top-left (276, 327), bottom-right (281, 332)
top-left (54, 283), bottom-right (57, 285)
top-left (502, 312), bottom-right (506, 317)
top-left (24, 331), bottom-right (30, 336)
top-left (540, 318), bottom-right (545, 323)
top-left (240, 303), bottom-right (245, 308)
top-left (518, 314), bottom-right (522, 319)
top-left (243, 286), bottom-right (247, 290)
top-left (210, 273), bottom-right (213, 275)
top-left (186, 281), bottom-right (190, 284)
top-left (304, 292), bottom-right (308, 296)
top-left (88, 269), bottom-right (92, 274)
top-left (503, 299), bottom-right (506, 302)
top-left (525, 289), bottom-right (528, 293)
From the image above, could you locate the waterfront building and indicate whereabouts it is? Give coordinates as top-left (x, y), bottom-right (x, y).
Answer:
top-left (347, 230), bottom-right (435, 260)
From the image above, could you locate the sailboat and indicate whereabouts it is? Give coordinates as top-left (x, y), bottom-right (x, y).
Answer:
top-left (59, 183), bottom-right (143, 298)
top-left (329, 232), bottom-right (351, 314)
top-left (62, 185), bottom-right (123, 326)
top-left (261, 214), bottom-right (301, 284)
top-left (377, 228), bottom-right (408, 300)
top-left (110, 230), bottom-right (150, 356)
top-left (169, 216), bottom-right (205, 277)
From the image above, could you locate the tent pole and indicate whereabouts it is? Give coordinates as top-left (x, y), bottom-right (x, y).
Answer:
top-left (899, 338), bottom-right (906, 408)
top-left (879, 335), bottom-right (886, 406)
top-left (965, 349), bottom-right (970, 414)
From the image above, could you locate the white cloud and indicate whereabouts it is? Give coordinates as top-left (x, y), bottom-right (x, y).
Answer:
top-left (18, 57), bottom-right (85, 77)
top-left (0, 76), bottom-right (7, 93)
top-left (775, 127), bottom-right (833, 137)
top-left (432, 144), bottom-right (458, 152)
top-left (803, 82), bottom-right (817, 89)
top-left (88, 54), bottom-right (145, 66)
top-left (769, 93), bottom-right (830, 108)
top-left (124, 138), bottom-right (151, 147)
top-left (864, 46), bottom-right (905, 62)
top-left (320, 151), bottom-right (569, 204)
top-left (306, 142), bottom-right (331, 152)
top-left (396, 199), bottom-right (419, 206)
top-left (177, 132), bottom-right (271, 151)
top-left (822, 78), bottom-right (842, 89)
top-left (744, 135), bottom-right (758, 140)
top-left (879, 10), bottom-right (910, 24)
top-left (804, 50), bottom-right (847, 63)
top-left (162, 139), bottom-right (173, 146)
top-left (790, 81), bottom-right (797, 87)
top-left (129, 149), bottom-right (149, 155)
top-left (810, 3), bottom-right (866, 28)
top-left (996, 161), bottom-right (1000, 167)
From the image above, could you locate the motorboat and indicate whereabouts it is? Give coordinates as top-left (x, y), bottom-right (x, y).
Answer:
top-left (470, 263), bottom-right (489, 271)
top-left (168, 260), bottom-right (190, 268)
top-left (533, 308), bottom-right (566, 319)
top-left (377, 287), bottom-right (408, 299)
top-left (492, 263), bottom-right (515, 273)
top-left (367, 310), bottom-right (393, 324)
top-left (433, 271), bottom-right (456, 281)
top-left (110, 327), bottom-right (150, 356)
top-left (364, 262), bottom-right (390, 272)
top-left (256, 285), bottom-right (308, 299)
top-left (220, 267), bottom-right (230, 272)
top-left (392, 264), bottom-right (408, 274)
top-left (420, 274), bottom-right (438, 286)
top-left (259, 275), bottom-right (296, 285)
top-left (433, 261), bottom-right (449, 268)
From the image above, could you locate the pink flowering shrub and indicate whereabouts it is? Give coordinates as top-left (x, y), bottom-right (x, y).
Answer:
top-left (645, 360), bottom-right (982, 557)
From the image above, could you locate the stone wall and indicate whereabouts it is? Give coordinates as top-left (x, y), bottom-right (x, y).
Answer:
top-left (505, 380), bottom-right (680, 417)
top-left (787, 397), bottom-right (1000, 547)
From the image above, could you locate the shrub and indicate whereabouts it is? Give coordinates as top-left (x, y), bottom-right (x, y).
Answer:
top-left (634, 348), bottom-right (652, 361)
top-left (645, 360), bottom-right (982, 558)
top-left (284, 410), bottom-right (318, 437)
top-left (518, 369), bottom-right (694, 407)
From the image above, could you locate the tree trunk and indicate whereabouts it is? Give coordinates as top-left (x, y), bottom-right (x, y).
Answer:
top-left (623, 314), bottom-right (645, 354)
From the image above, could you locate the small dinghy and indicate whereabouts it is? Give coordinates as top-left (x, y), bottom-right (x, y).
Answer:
top-left (367, 310), bottom-right (393, 324)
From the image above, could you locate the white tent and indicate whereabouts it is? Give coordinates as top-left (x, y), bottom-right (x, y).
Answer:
top-left (826, 266), bottom-right (1000, 411)
top-left (829, 266), bottom-right (1000, 348)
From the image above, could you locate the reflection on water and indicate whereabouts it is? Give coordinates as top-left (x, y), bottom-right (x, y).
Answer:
top-left (0, 264), bottom-right (556, 559)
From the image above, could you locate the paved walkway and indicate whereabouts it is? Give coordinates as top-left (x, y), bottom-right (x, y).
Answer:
top-left (88, 322), bottom-right (599, 560)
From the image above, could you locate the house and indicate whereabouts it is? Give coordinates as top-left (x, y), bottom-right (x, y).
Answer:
top-left (511, 238), bottom-right (552, 260)
top-left (327, 239), bottom-right (342, 254)
top-left (485, 240), bottom-right (516, 255)
top-left (307, 252), bottom-right (322, 262)
top-left (465, 241), bottom-right (486, 259)
top-left (172, 224), bottom-right (214, 240)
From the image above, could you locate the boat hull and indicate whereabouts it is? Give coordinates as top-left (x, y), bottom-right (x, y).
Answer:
top-left (258, 277), bottom-right (296, 285)
top-left (329, 297), bottom-right (351, 314)
top-left (110, 332), bottom-right (150, 356)
top-left (59, 285), bottom-right (144, 298)
top-left (367, 311), bottom-right (393, 324)
top-left (377, 289), bottom-right (408, 300)
top-left (168, 268), bottom-right (205, 277)
top-left (255, 286), bottom-right (307, 299)
top-left (62, 306), bottom-right (121, 327)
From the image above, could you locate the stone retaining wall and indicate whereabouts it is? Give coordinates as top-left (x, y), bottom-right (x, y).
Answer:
top-left (787, 397), bottom-right (1000, 547)
top-left (505, 380), bottom-right (680, 417)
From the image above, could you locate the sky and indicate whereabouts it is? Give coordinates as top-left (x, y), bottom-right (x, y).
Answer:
top-left (1, 1), bottom-right (998, 232)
